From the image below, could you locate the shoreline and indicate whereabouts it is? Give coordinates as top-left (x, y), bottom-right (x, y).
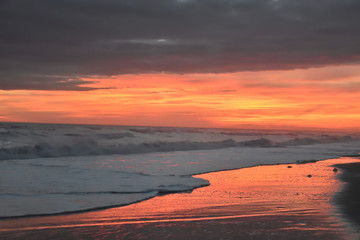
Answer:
top-left (0, 157), bottom-right (353, 220)
top-left (1, 157), bottom-right (360, 239)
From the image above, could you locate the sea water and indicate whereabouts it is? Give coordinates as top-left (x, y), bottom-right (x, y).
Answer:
top-left (0, 122), bottom-right (359, 218)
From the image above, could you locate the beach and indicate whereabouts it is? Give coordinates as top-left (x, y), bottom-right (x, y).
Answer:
top-left (1, 157), bottom-right (359, 240)
top-left (2, 1), bottom-right (360, 239)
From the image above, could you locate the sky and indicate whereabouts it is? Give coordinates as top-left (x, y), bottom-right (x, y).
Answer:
top-left (1, 0), bottom-right (360, 130)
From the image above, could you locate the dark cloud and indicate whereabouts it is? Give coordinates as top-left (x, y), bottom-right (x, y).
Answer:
top-left (1, 0), bottom-right (360, 90)
top-left (0, 73), bottom-right (102, 91)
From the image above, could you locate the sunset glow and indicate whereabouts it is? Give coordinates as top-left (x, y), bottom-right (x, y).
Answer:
top-left (1, 64), bottom-right (360, 130)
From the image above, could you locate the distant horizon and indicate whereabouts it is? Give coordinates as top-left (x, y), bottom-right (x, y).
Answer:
top-left (2, 120), bottom-right (360, 134)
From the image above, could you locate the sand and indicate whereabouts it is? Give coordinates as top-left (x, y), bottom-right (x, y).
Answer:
top-left (333, 162), bottom-right (360, 230)
top-left (1, 157), bottom-right (360, 240)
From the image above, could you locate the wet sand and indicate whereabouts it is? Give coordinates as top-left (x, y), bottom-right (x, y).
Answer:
top-left (1, 157), bottom-right (360, 240)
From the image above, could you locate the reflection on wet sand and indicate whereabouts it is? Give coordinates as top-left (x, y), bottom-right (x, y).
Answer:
top-left (1, 158), bottom-right (359, 240)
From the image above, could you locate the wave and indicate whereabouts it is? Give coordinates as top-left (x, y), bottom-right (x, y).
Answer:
top-left (1, 122), bottom-right (358, 161)
top-left (0, 135), bottom-right (357, 161)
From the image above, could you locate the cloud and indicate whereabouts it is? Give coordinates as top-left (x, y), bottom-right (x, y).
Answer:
top-left (1, 0), bottom-right (360, 90)
top-left (0, 74), bottom-right (104, 91)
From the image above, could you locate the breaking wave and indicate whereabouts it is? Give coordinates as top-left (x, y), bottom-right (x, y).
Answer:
top-left (0, 122), bottom-right (358, 160)
top-left (0, 136), bottom-right (357, 161)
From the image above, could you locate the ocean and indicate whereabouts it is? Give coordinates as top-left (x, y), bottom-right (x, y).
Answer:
top-left (0, 122), bottom-right (359, 218)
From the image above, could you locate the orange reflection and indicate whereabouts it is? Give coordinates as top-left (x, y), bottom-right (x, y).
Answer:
top-left (1, 158), bottom-right (359, 240)
top-left (92, 157), bottom-right (357, 223)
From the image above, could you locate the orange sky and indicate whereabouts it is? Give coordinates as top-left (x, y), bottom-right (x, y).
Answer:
top-left (1, 64), bottom-right (360, 130)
